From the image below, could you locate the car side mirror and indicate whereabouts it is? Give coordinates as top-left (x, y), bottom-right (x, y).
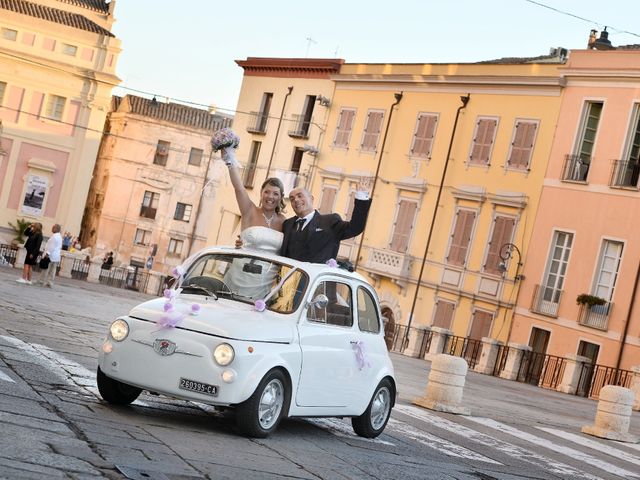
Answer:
top-left (308, 294), bottom-right (329, 310)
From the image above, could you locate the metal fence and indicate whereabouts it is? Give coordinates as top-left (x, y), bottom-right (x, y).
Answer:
top-left (71, 259), bottom-right (90, 280)
top-left (576, 364), bottom-right (634, 399)
top-left (443, 335), bottom-right (483, 369)
top-left (0, 244), bottom-right (18, 266)
top-left (98, 266), bottom-right (151, 292)
top-left (517, 351), bottom-right (566, 389)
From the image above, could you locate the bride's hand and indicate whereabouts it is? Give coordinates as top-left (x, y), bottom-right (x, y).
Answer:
top-left (222, 147), bottom-right (240, 168)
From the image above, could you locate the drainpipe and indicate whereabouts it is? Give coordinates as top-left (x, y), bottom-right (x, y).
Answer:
top-left (265, 86), bottom-right (293, 179)
top-left (615, 257), bottom-right (640, 370)
top-left (354, 92), bottom-right (403, 270)
top-left (186, 150), bottom-right (214, 257)
top-left (403, 94), bottom-right (470, 350)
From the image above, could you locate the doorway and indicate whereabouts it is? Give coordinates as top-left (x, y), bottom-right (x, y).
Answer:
top-left (381, 307), bottom-right (395, 351)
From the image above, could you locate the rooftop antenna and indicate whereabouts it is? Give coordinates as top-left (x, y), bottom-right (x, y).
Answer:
top-left (305, 36), bottom-right (317, 57)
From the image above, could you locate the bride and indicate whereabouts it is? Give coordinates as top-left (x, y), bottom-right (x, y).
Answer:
top-left (221, 146), bottom-right (286, 299)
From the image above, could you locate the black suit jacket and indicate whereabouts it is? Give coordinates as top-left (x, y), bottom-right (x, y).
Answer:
top-left (281, 198), bottom-right (372, 263)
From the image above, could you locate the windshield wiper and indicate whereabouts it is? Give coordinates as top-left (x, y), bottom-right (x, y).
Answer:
top-left (181, 284), bottom-right (218, 300)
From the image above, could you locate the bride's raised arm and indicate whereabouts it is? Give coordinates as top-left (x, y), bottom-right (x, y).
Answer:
top-left (225, 156), bottom-right (257, 219)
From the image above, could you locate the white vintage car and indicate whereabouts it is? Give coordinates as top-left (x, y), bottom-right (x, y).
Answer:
top-left (97, 247), bottom-right (396, 438)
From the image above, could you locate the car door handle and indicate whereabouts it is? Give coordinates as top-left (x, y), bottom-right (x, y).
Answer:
top-left (350, 341), bottom-right (359, 345)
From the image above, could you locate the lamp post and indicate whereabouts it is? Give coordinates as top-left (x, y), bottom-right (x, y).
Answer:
top-left (498, 243), bottom-right (524, 281)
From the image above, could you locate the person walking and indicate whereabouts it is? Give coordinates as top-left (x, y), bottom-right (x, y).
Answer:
top-left (38, 224), bottom-right (62, 288)
top-left (17, 222), bottom-right (43, 284)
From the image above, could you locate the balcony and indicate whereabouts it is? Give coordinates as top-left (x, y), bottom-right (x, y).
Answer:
top-left (609, 159), bottom-right (640, 189)
top-left (364, 248), bottom-right (413, 280)
top-left (288, 114), bottom-right (310, 139)
top-left (578, 301), bottom-right (612, 330)
top-left (530, 284), bottom-right (562, 317)
top-left (561, 154), bottom-right (590, 183)
top-left (246, 111), bottom-right (268, 134)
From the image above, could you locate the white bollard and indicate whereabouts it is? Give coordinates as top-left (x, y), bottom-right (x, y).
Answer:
top-left (413, 354), bottom-right (470, 415)
top-left (582, 385), bottom-right (639, 442)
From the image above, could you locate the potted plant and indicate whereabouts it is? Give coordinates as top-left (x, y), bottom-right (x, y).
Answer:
top-left (7, 218), bottom-right (31, 245)
top-left (576, 293), bottom-right (607, 308)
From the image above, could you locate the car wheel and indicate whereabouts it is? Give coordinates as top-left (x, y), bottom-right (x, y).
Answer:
top-left (97, 367), bottom-right (142, 405)
top-left (236, 369), bottom-right (289, 438)
top-left (352, 378), bottom-right (393, 438)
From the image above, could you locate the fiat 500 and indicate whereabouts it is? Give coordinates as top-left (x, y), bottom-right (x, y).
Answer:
top-left (97, 247), bottom-right (396, 438)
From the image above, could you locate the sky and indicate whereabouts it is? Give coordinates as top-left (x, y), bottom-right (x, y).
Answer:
top-left (111, 0), bottom-right (640, 116)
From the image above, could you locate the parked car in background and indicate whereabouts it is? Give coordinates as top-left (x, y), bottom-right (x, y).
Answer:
top-left (97, 247), bottom-right (396, 438)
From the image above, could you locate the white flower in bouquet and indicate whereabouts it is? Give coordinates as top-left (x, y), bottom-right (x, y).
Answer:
top-left (211, 128), bottom-right (240, 152)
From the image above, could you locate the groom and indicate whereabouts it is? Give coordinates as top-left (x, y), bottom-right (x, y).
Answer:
top-left (281, 186), bottom-right (371, 263)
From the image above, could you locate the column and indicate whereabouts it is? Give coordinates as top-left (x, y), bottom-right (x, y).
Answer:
top-left (425, 327), bottom-right (452, 361)
top-left (15, 246), bottom-right (26, 269)
top-left (403, 328), bottom-right (430, 358)
top-left (630, 365), bottom-right (640, 412)
top-left (87, 261), bottom-right (102, 283)
top-left (473, 337), bottom-right (503, 375)
top-left (556, 354), bottom-right (591, 395)
top-left (499, 343), bottom-right (531, 381)
top-left (58, 252), bottom-right (74, 278)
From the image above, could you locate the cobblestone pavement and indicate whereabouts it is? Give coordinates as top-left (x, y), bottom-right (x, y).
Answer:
top-left (0, 265), bottom-right (638, 480)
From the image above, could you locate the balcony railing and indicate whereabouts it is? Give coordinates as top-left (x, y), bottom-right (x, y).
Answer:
top-left (139, 205), bottom-right (157, 219)
top-left (578, 301), bottom-right (612, 330)
top-left (609, 159), bottom-right (640, 189)
top-left (530, 284), bottom-right (562, 317)
top-left (364, 248), bottom-right (413, 279)
top-left (561, 154), bottom-right (590, 182)
top-left (246, 111), bottom-right (268, 134)
top-left (288, 114), bottom-right (311, 139)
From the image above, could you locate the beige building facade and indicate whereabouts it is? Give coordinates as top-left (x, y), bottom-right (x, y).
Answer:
top-left (81, 95), bottom-right (231, 273)
top-left (0, 0), bottom-right (120, 241)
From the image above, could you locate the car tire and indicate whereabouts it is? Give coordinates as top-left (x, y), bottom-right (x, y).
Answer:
top-left (352, 378), bottom-right (393, 438)
top-left (97, 367), bottom-right (142, 405)
top-left (236, 369), bottom-right (289, 438)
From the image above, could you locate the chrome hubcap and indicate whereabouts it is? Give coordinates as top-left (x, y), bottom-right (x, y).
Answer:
top-left (370, 386), bottom-right (391, 430)
top-left (258, 379), bottom-right (284, 429)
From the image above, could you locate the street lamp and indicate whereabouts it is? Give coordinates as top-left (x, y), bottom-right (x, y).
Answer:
top-left (498, 243), bottom-right (524, 281)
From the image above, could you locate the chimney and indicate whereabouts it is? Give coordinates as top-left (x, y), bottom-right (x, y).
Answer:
top-left (588, 29), bottom-right (597, 49)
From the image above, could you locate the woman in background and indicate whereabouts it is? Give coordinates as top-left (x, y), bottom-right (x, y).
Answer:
top-left (17, 222), bottom-right (43, 285)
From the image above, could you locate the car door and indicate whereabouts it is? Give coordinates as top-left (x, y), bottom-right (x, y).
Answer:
top-left (296, 278), bottom-right (368, 407)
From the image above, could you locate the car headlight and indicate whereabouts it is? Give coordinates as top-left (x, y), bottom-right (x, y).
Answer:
top-left (213, 343), bottom-right (235, 366)
top-left (109, 319), bottom-right (129, 342)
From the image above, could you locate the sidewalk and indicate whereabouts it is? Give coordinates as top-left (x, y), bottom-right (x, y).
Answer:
top-left (1, 263), bottom-right (638, 438)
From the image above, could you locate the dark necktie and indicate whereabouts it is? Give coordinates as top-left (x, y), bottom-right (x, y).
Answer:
top-left (295, 218), bottom-right (305, 232)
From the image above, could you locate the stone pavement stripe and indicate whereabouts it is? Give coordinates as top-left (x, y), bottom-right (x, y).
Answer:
top-left (614, 441), bottom-right (640, 452)
top-left (394, 404), bottom-right (603, 480)
top-left (387, 418), bottom-right (502, 464)
top-left (307, 418), bottom-right (396, 445)
top-left (538, 427), bottom-right (640, 467)
top-left (468, 417), bottom-right (638, 479)
top-left (0, 369), bottom-right (15, 382)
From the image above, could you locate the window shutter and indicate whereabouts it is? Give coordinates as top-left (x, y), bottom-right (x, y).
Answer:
top-left (390, 200), bottom-right (417, 253)
top-left (362, 111), bottom-right (383, 151)
top-left (508, 121), bottom-right (537, 169)
top-left (432, 300), bottom-right (455, 329)
top-left (484, 216), bottom-right (516, 274)
top-left (470, 119), bottom-right (496, 165)
top-left (411, 114), bottom-right (437, 157)
top-left (334, 109), bottom-right (355, 147)
top-left (319, 187), bottom-right (337, 214)
top-left (447, 210), bottom-right (476, 266)
top-left (469, 311), bottom-right (493, 340)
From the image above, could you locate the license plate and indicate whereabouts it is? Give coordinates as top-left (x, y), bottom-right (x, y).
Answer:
top-left (178, 377), bottom-right (218, 397)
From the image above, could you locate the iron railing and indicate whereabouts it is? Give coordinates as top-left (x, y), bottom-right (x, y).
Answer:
top-left (71, 258), bottom-right (90, 280)
top-left (609, 159), bottom-right (640, 189)
top-left (443, 335), bottom-right (483, 369)
top-left (577, 301), bottom-right (612, 330)
top-left (288, 114), bottom-right (311, 139)
top-left (517, 351), bottom-right (566, 389)
top-left (246, 111), bottom-right (268, 134)
top-left (99, 266), bottom-right (150, 292)
top-left (0, 244), bottom-right (18, 266)
top-left (530, 284), bottom-right (562, 317)
top-left (576, 364), bottom-right (633, 399)
top-left (561, 153), bottom-right (590, 182)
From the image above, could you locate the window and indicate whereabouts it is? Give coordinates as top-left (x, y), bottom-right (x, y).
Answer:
top-left (468, 310), bottom-right (493, 340)
top-left (291, 147), bottom-right (303, 173)
top-left (506, 120), bottom-right (538, 170)
top-left (174, 202), bottom-right (192, 222)
top-left (0, 81), bottom-right (6, 105)
top-left (188, 147), bottom-right (203, 166)
top-left (539, 231), bottom-right (573, 315)
top-left (357, 287), bottom-right (380, 333)
top-left (361, 110), bottom-right (384, 152)
top-left (390, 199), bottom-right (418, 253)
top-left (140, 191), bottom-right (159, 219)
top-left (307, 281), bottom-right (352, 327)
top-left (432, 299), bottom-right (455, 329)
top-left (446, 209), bottom-right (477, 267)
top-left (168, 238), bottom-right (184, 256)
top-left (469, 117), bottom-right (498, 166)
top-left (244, 141), bottom-right (261, 188)
top-left (154, 140), bottom-right (170, 166)
top-left (333, 108), bottom-right (356, 148)
top-left (410, 113), bottom-right (437, 158)
top-left (612, 104), bottom-right (640, 187)
top-left (483, 215), bottom-right (516, 275)
top-left (44, 95), bottom-right (66, 121)
top-left (134, 228), bottom-right (151, 246)
top-left (592, 240), bottom-right (623, 302)
top-left (289, 95), bottom-right (315, 138)
top-left (575, 101), bottom-right (603, 166)
top-left (62, 43), bottom-right (77, 56)
top-left (1, 28), bottom-right (17, 41)
top-left (318, 186), bottom-right (337, 214)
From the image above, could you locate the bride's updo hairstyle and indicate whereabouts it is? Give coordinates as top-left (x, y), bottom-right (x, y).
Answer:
top-left (261, 177), bottom-right (286, 214)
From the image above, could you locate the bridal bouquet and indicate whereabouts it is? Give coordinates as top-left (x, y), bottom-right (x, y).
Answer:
top-left (211, 128), bottom-right (240, 152)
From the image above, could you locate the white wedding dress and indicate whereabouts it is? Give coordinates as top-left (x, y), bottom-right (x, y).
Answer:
top-left (223, 226), bottom-right (284, 300)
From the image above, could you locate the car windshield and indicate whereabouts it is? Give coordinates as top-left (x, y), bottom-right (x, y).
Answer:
top-left (182, 253), bottom-right (308, 314)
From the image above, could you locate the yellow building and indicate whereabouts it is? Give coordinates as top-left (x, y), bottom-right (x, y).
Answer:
top-left (312, 57), bottom-right (566, 354)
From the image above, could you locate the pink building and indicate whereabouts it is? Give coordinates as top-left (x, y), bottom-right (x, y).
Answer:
top-left (81, 95), bottom-right (231, 274)
top-left (0, 0), bottom-right (120, 240)
top-left (510, 47), bottom-right (640, 373)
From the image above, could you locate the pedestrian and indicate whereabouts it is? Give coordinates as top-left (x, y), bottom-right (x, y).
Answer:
top-left (37, 224), bottom-right (62, 288)
top-left (62, 231), bottom-right (72, 251)
top-left (102, 252), bottom-right (113, 270)
top-left (17, 222), bottom-right (43, 284)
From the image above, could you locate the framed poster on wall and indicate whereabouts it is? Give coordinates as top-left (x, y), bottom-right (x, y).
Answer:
top-left (21, 174), bottom-right (48, 216)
